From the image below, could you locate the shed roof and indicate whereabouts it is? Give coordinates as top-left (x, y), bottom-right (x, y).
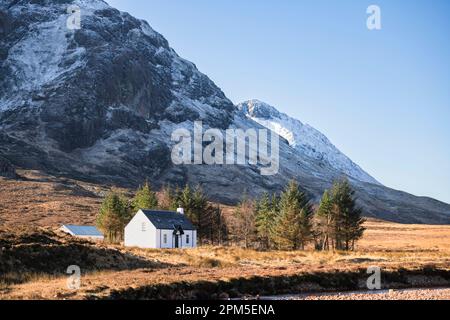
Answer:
top-left (141, 210), bottom-right (197, 230)
top-left (62, 225), bottom-right (104, 237)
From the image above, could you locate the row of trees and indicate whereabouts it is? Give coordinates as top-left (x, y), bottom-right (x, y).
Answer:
top-left (96, 178), bottom-right (365, 251)
top-left (233, 179), bottom-right (365, 251)
top-left (96, 182), bottom-right (228, 244)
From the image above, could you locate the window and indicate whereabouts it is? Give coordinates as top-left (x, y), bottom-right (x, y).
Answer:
top-left (141, 222), bottom-right (146, 232)
top-left (186, 234), bottom-right (190, 244)
top-left (163, 234), bottom-right (167, 244)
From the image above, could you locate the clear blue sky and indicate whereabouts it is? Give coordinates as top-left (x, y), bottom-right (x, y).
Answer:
top-left (107, 0), bottom-right (450, 204)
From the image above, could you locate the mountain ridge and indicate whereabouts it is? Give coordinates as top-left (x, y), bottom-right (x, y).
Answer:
top-left (237, 99), bottom-right (381, 185)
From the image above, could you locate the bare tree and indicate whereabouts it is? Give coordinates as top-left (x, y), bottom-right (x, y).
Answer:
top-left (233, 196), bottom-right (257, 248)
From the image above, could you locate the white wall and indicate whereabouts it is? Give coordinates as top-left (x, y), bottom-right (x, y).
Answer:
top-left (157, 229), bottom-right (174, 249)
top-left (184, 230), bottom-right (196, 248)
top-left (124, 210), bottom-right (157, 248)
top-left (156, 229), bottom-right (197, 249)
top-left (192, 230), bottom-right (197, 248)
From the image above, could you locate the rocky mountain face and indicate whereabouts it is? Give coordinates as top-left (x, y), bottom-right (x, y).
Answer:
top-left (0, 156), bottom-right (16, 178)
top-left (0, 0), bottom-right (233, 183)
top-left (0, 0), bottom-right (449, 224)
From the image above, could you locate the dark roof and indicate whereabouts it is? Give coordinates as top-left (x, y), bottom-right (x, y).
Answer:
top-left (140, 210), bottom-right (197, 230)
top-left (62, 225), bottom-right (103, 237)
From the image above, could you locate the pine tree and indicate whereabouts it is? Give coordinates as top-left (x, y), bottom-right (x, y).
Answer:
top-left (315, 190), bottom-right (334, 250)
top-left (132, 181), bottom-right (158, 212)
top-left (193, 187), bottom-right (208, 225)
top-left (177, 185), bottom-right (193, 213)
top-left (96, 191), bottom-right (131, 243)
top-left (192, 186), bottom-right (211, 242)
top-left (271, 193), bottom-right (280, 213)
top-left (272, 180), bottom-right (313, 250)
top-left (255, 192), bottom-right (276, 250)
top-left (332, 179), bottom-right (366, 251)
top-left (175, 185), bottom-right (199, 227)
top-left (172, 184), bottom-right (218, 244)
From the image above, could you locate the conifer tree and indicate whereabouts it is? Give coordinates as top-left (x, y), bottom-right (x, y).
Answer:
top-left (172, 185), bottom-right (218, 244)
top-left (272, 180), bottom-right (313, 250)
top-left (255, 192), bottom-right (276, 250)
top-left (193, 187), bottom-right (208, 225)
top-left (271, 193), bottom-right (280, 213)
top-left (332, 179), bottom-right (366, 251)
top-left (96, 191), bottom-right (130, 243)
top-left (132, 181), bottom-right (158, 212)
top-left (315, 190), bottom-right (334, 250)
top-left (177, 185), bottom-right (193, 213)
top-left (192, 186), bottom-right (212, 241)
top-left (175, 185), bottom-right (201, 227)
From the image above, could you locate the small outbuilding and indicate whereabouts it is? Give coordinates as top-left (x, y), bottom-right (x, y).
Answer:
top-left (60, 225), bottom-right (104, 241)
top-left (124, 209), bottom-right (197, 249)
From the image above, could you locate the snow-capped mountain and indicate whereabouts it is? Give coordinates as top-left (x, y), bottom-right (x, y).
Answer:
top-left (1, 0), bottom-right (449, 224)
top-left (238, 100), bottom-right (380, 185)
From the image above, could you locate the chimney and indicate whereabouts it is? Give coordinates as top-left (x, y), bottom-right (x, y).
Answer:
top-left (177, 208), bottom-right (185, 215)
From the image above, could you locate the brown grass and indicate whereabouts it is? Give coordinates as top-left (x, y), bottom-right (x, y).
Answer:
top-left (0, 220), bottom-right (449, 300)
top-left (0, 171), bottom-right (106, 227)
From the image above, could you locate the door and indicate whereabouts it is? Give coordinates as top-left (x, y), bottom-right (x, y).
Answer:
top-left (174, 235), bottom-right (179, 248)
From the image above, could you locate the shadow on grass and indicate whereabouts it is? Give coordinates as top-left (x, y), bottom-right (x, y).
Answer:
top-left (106, 268), bottom-right (450, 300)
top-left (0, 228), bottom-right (171, 286)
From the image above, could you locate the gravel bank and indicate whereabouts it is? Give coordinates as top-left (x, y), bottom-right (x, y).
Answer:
top-left (263, 288), bottom-right (450, 300)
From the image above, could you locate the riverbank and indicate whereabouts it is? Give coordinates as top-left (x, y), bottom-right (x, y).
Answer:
top-left (260, 287), bottom-right (450, 300)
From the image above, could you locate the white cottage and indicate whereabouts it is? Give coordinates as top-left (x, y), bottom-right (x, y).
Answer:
top-left (124, 208), bottom-right (197, 249)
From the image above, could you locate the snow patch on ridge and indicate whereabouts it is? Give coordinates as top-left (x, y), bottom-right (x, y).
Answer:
top-left (6, 16), bottom-right (83, 91)
top-left (238, 100), bottom-right (381, 185)
top-left (1, 11), bottom-right (86, 111)
top-left (74, 0), bottom-right (110, 12)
